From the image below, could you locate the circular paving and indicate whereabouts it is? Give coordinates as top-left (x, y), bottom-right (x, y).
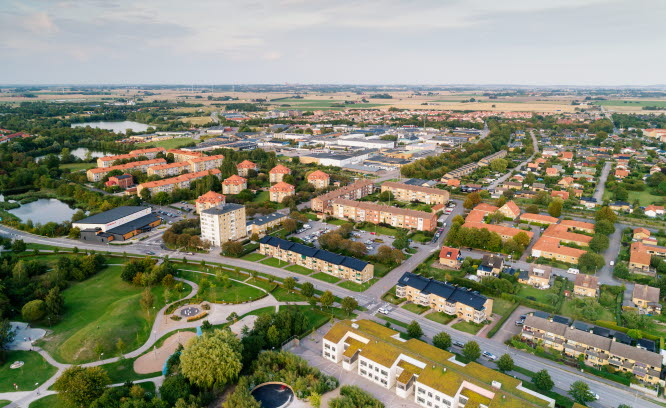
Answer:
top-left (180, 306), bottom-right (200, 317)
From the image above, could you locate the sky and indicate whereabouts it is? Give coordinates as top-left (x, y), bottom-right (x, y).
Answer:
top-left (0, 0), bottom-right (664, 86)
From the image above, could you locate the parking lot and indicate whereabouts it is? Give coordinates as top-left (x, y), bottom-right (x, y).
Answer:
top-left (290, 220), bottom-right (395, 255)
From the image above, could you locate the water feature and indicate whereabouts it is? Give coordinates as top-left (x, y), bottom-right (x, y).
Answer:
top-left (36, 147), bottom-right (107, 162)
top-left (8, 199), bottom-right (77, 224)
top-left (72, 120), bottom-right (150, 134)
top-left (251, 383), bottom-right (294, 408)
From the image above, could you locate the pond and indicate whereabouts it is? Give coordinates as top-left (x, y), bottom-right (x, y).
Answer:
top-left (251, 383), bottom-right (294, 408)
top-left (36, 147), bottom-right (107, 162)
top-left (71, 121), bottom-right (150, 134)
top-left (8, 199), bottom-right (77, 224)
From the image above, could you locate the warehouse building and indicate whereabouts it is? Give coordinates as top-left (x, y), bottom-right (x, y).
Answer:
top-left (74, 206), bottom-right (161, 242)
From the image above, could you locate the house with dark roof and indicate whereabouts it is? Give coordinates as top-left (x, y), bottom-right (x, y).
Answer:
top-left (258, 236), bottom-right (373, 283)
top-left (477, 254), bottom-right (504, 277)
top-left (246, 212), bottom-right (287, 237)
top-left (395, 272), bottom-right (493, 323)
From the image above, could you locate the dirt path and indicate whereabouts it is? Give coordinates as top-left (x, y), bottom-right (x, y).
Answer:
top-left (134, 331), bottom-right (197, 374)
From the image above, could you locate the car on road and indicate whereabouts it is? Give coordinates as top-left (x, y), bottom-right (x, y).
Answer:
top-left (567, 268), bottom-right (579, 275)
top-left (482, 351), bottom-right (497, 361)
top-left (378, 307), bottom-right (390, 315)
top-left (145, 251), bottom-right (155, 255)
top-left (610, 261), bottom-right (615, 266)
top-left (453, 340), bottom-right (465, 348)
top-left (515, 320), bottom-right (524, 326)
top-left (592, 392), bottom-right (600, 400)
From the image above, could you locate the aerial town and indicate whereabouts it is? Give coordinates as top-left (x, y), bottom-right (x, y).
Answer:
top-left (0, 2), bottom-right (665, 408)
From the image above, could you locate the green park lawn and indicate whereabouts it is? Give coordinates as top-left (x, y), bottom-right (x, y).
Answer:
top-left (177, 270), bottom-right (265, 303)
top-left (425, 312), bottom-right (456, 325)
top-left (627, 190), bottom-right (664, 206)
top-left (451, 321), bottom-right (485, 335)
top-left (260, 257), bottom-right (288, 268)
top-left (271, 287), bottom-right (308, 302)
top-left (401, 303), bottom-right (430, 315)
top-left (137, 137), bottom-right (195, 150)
top-left (29, 395), bottom-right (64, 408)
top-left (285, 264), bottom-right (313, 275)
top-left (0, 351), bottom-right (57, 392)
top-left (38, 265), bottom-right (167, 364)
top-left (240, 253), bottom-right (265, 262)
top-left (311, 272), bottom-right (341, 284)
top-left (99, 356), bottom-right (160, 383)
top-left (337, 278), bottom-right (378, 292)
top-left (59, 162), bottom-right (96, 171)
top-left (244, 277), bottom-right (277, 292)
top-left (252, 191), bottom-right (270, 203)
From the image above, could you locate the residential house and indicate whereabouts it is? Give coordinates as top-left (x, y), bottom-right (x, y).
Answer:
top-left (633, 228), bottom-right (651, 241)
top-left (498, 201), bottom-right (521, 219)
top-left (246, 212), bottom-right (287, 237)
top-left (518, 265), bottom-right (552, 289)
top-left (632, 284), bottom-right (662, 315)
top-left (574, 274), bottom-right (599, 298)
top-left (615, 169), bottom-right (630, 179)
top-left (645, 205), bottom-right (665, 218)
top-left (439, 246), bottom-right (461, 269)
top-left (477, 254), bottom-right (504, 277)
top-left (551, 190), bottom-right (569, 200)
top-left (519, 213), bottom-right (559, 226)
top-left (610, 201), bottom-right (632, 213)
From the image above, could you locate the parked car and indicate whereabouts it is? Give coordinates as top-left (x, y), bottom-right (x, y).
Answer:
top-left (610, 261), bottom-right (615, 266)
top-left (482, 351), bottom-right (497, 361)
top-left (145, 251), bottom-right (155, 255)
top-left (453, 340), bottom-right (465, 348)
top-left (515, 320), bottom-right (524, 326)
top-left (567, 268), bottom-right (580, 275)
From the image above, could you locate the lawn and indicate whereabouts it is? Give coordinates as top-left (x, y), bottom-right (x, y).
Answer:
top-left (0, 401), bottom-right (9, 407)
top-left (594, 100), bottom-right (666, 108)
top-left (311, 272), bottom-right (341, 284)
top-left (177, 270), bottom-right (265, 303)
top-left (560, 299), bottom-right (615, 323)
top-left (241, 252), bottom-right (265, 262)
top-left (401, 303), bottom-right (430, 315)
top-left (326, 219), bottom-right (347, 226)
top-left (376, 315), bottom-right (409, 328)
top-left (285, 264), bottom-right (313, 275)
top-left (271, 287), bottom-right (308, 302)
top-left (260, 257), bottom-right (288, 268)
top-left (337, 278), bottom-right (378, 292)
top-left (451, 321), bottom-right (484, 335)
top-left (627, 189), bottom-right (664, 206)
top-left (99, 356), bottom-right (159, 383)
top-left (137, 137), bottom-right (195, 150)
top-left (374, 263), bottom-right (391, 278)
top-left (245, 277), bottom-right (277, 292)
top-left (492, 298), bottom-right (518, 317)
top-left (425, 312), bottom-right (456, 325)
top-left (516, 285), bottom-right (555, 304)
top-left (410, 232), bottom-right (432, 243)
top-left (294, 306), bottom-right (332, 332)
top-left (355, 223), bottom-right (398, 237)
top-left (59, 162), bottom-right (96, 171)
top-left (38, 265), bottom-right (167, 364)
top-left (252, 191), bottom-right (270, 203)
top-left (0, 351), bottom-right (57, 392)
top-left (381, 286), bottom-right (403, 305)
top-left (29, 395), bottom-right (66, 408)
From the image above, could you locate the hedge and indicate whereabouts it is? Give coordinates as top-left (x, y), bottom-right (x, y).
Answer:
top-left (500, 293), bottom-right (558, 314)
top-left (487, 302), bottom-right (519, 338)
top-left (594, 320), bottom-right (659, 342)
top-left (187, 311), bottom-right (209, 322)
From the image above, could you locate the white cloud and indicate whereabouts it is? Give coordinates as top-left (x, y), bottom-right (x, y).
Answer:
top-left (23, 12), bottom-right (59, 35)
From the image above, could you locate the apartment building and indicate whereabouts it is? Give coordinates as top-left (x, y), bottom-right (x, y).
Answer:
top-left (521, 315), bottom-right (663, 386)
top-left (519, 213), bottom-right (559, 226)
top-left (380, 181), bottom-right (450, 205)
top-left (258, 235), bottom-right (373, 283)
top-left (189, 154), bottom-right (224, 172)
top-left (87, 158), bottom-right (167, 182)
top-left (269, 164), bottom-right (291, 183)
top-left (222, 175), bottom-right (247, 195)
top-left (96, 147), bottom-right (166, 167)
top-left (236, 160), bottom-right (258, 177)
top-left (136, 169), bottom-right (222, 196)
top-left (105, 174), bottom-right (133, 189)
top-left (269, 182), bottom-right (295, 203)
top-left (438, 246), bottom-right (461, 269)
top-left (200, 203), bottom-right (246, 246)
top-left (246, 212), bottom-right (287, 237)
top-left (323, 320), bottom-right (554, 408)
top-left (311, 179), bottom-right (375, 213)
top-left (331, 199), bottom-right (438, 231)
top-left (195, 191), bottom-right (226, 214)
top-left (531, 223), bottom-right (592, 264)
top-left (559, 219), bottom-right (595, 234)
top-left (573, 274), bottom-right (599, 298)
top-left (632, 284), bottom-right (662, 315)
top-left (396, 272), bottom-right (493, 323)
top-left (307, 170), bottom-right (330, 189)
top-left (147, 161), bottom-right (190, 177)
top-left (167, 149), bottom-right (203, 162)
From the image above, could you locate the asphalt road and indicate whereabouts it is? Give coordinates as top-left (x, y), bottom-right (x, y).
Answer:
top-left (594, 162), bottom-right (612, 203)
top-left (488, 131), bottom-right (539, 190)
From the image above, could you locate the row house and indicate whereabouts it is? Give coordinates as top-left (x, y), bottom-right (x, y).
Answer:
top-left (136, 169), bottom-right (221, 196)
top-left (380, 181), bottom-right (450, 205)
top-left (311, 180), bottom-right (375, 212)
top-left (87, 158), bottom-right (166, 182)
top-left (331, 199), bottom-right (438, 231)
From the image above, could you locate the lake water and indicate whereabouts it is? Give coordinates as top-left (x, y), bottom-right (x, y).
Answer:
top-left (8, 199), bottom-right (77, 224)
top-left (36, 147), bottom-right (107, 162)
top-left (72, 120), bottom-right (150, 134)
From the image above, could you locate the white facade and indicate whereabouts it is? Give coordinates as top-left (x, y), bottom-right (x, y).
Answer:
top-left (72, 207), bottom-right (151, 232)
top-left (200, 206), bottom-right (246, 247)
top-left (337, 138), bottom-right (395, 149)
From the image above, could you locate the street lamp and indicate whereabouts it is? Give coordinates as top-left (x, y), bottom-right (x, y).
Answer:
top-left (35, 383), bottom-right (39, 395)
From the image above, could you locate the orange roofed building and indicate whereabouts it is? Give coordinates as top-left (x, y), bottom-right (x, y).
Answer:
top-left (222, 175), bottom-right (247, 195)
top-left (269, 164), bottom-right (291, 183)
top-left (269, 182), bottom-right (295, 203)
top-left (237, 160), bottom-right (259, 177)
top-left (439, 246), bottom-right (461, 269)
top-left (195, 191), bottom-right (226, 214)
top-left (307, 170), bottom-right (330, 189)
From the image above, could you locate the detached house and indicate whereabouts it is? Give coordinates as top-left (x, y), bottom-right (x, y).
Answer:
top-left (438, 246), bottom-right (461, 269)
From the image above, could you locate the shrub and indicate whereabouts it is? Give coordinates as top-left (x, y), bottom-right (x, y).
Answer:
top-left (187, 312), bottom-right (209, 322)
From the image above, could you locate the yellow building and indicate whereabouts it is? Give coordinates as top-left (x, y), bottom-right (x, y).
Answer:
top-left (573, 274), bottom-right (599, 298)
top-left (269, 182), bottom-right (295, 203)
top-left (380, 181), bottom-right (450, 205)
top-left (200, 203), bottom-right (246, 246)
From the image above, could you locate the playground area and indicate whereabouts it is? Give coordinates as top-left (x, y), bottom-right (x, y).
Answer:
top-left (7, 322), bottom-right (46, 350)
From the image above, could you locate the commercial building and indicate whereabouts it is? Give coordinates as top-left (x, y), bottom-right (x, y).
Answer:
top-left (195, 191), bottom-right (226, 214)
top-left (307, 170), bottom-right (330, 189)
top-left (236, 160), bottom-right (258, 177)
top-left (246, 212), bottom-right (287, 237)
top-left (324, 319), bottom-right (554, 408)
top-left (269, 182), bottom-right (296, 203)
top-left (96, 147), bottom-right (166, 167)
top-left (573, 274), bottom-right (599, 298)
top-left (259, 235), bottom-right (373, 283)
top-left (438, 246), bottom-right (461, 269)
top-left (380, 182), bottom-right (450, 205)
top-left (300, 150), bottom-right (375, 167)
top-left (337, 138), bottom-right (395, 149)
top-left (311, 179), bottom-right (375, 213)
top-left (87, 158), bottom-right (167, 182)
top-left (222, 175), bottom-right (247, 195)
top-left (521, 315), bottom-right (663, 386)
top-left (331, 199), bottom-right (437, 231)
top-left (74, 206), bottom-right (161, 242)
top-left (200, 203), bottom-right (246, 246)
top-left (269, 164), bottom-right (291, 183)
top-left (632, 284), bottom-right (662, 315)
top-left (396, 272), bottom-right (493, 323)
top-left (136, 169), bottom-right (222, 196)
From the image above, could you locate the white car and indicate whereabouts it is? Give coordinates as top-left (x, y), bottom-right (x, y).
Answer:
top-left (567, 268), bottom-right (579, 275)
top-left (610, 261), bottom-right (615, 266)
top-left (378, 308), bottom-right (390, 315)
top-left (482, 351), bottom-right (497, 361)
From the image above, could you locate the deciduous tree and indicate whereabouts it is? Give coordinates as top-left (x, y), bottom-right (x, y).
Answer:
top-left (462, 341), bottom-right (481, 361)
top-left (53, 366), bottom-right (111, 407)
top-left (432, 332), bottom-right (451, 350)
top-left (180, 329), bottom-right (242, 389)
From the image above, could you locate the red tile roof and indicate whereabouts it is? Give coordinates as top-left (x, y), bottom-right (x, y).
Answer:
top-left (222, 175), bottom-right (247, 185)
top-left (269, 164), bottom-right (291, 174)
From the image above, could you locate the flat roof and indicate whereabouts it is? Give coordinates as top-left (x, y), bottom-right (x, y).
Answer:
top-left (201, 203), bottom-right (245, 216)
top-left (107, 213), bottom-right (161, 235)
top-left (74, 206), bottom-right (149, 225)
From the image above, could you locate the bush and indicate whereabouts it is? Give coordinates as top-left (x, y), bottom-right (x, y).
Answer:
top-left (187, 311), bottom-right (208, 322)
top-left (170, 315), bottom-right (182, 321)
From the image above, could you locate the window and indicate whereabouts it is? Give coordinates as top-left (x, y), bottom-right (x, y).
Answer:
top-left (325, 344), bottom-right (331, 349)
top-left (428, 392), bottom-right (432, 397)
top-left (418, 397), bottom-right (425, 403)
top-left (360, 369), bottom-right (367, 375)
top-left (381, 370), bottom-right (388, 376)
top-left (361, 361), bottom-right (367, 367)
top-left (418, 388), bottom-right (425, 394)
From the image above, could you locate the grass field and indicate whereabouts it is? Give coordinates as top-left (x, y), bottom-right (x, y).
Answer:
top-left (425, 312), bottom-right (456, 325)
top-left (100, 356), bottom-right (160, 383)
top-left (376, 315), bottom-right (409, 328)
top-left (451, 321), bottom-right (484, 334)
top-left (285, 264), bottom-right (313, 275)
top-left (559, 299), bottom-right (615, 323)
top-left (29, 395), bottom-right (65, 408)
top-left (355, 224), bottom-right (398, 237)
top-left (516, 285), bottom-right (554, 304)
top-left (381, 286), bottom-right (403, 305)
top-left (492, 298), bottom-right (517, 317)
top-left (271, 287), bottom-right (308, 302)
top-left (177, 270), bottom-right (265, 303)
top-left (241, 253), bottom-right (265, 262)
top-left (181, 116), bottom-right (213, 125)
top-left (337, 278), bottom-right (378, 292)
top-left (260, 257), bottom-right (288, 268)
top-left (401, 302), bottom-right (430, 315)
top-left (269, 99), bottom-right (386, 111)
top-left (137, 137), bottom-right (195, 150)
top-left (252, 191), bottom-right (270, 203)
top-left (594, 100), bottom-right (666, 108)
top-left (0, 351), bottom-right (57, 392)
top-left (38, 265), bottom-right (167, 364)
top-left (311, 272), bottom-right (341, 283)
top-left (59, 162), bottom-right (96, 171)
top-left (627, 189), bottom-right (664, 206)
top-left (0, 400), bottom-right (10, 407)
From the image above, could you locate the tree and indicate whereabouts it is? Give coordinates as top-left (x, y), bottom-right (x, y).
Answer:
top-left (463, 192), bottom-right (482, 209)
top-left (496, 353), bottom-right (514, 372)
top-left (462, 341), bottom-right (481, 361)
top-left (140, 288), bottom-right (154, 312)
top-left (595, 219), bottom-right (615, 235)
top-left (22, 299), bottom-right (46, 322)
top-left (578, 252), bottom-right (604, 274)
top-left (180, 329), bottom-right (242, 389)
top-left (11, 239), bottom-right (26, 253)
top-left (341, 296), bottom-right (358, 316)
top-left (222, 378), bottom-right (261, 408)
top-left (627, 329), bottom-right (643, 339)
top-left (45, 287), bottom-right (64, 318)
top-left (490, 158), bottom-right (508, 172)
top-left (568, 380), bottom-right (595, 404)
top-left (513, 231), bottom-right (530, 247)
top-left (589, 234), bottom-right (610, 253)
top-left (301, 282), bottom-right (315, 298)
top-left (595, 206), bottom-right (617, 224)
top-left (407, 321), bottom-right (423, 339)
top-left (533, 369), bottom-right (554, 391)
top-left (0, 319), bottom-right (16, 350)
top-left (283, 218), bottom-right (298, 234)
top-left (320, 290), bottom-right (335, 309)
top-left (525, 204), bottom-right (539, 214)
top-left (283, 277), bottom-right (296, 291)
top-left (53, 366), bottom-right (111, 407)
top-left (432, 332), bottom-right (451, 350)
top-left (221, 241), bottom-right (244, 257)
top-left (547, 198), bottom-right (562, 217)
top-left (392, 230), bottom-right (409, 250)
